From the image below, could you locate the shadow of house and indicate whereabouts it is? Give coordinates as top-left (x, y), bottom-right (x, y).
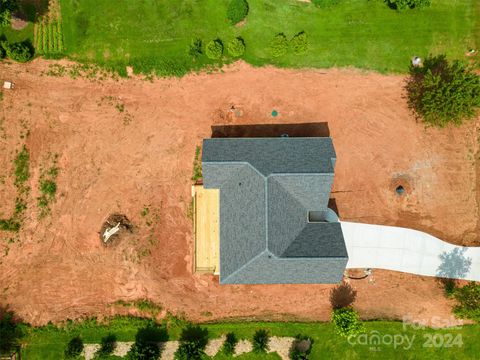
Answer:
top-left (211, 122), bottom-right (330, 138)
top-left (436, 248), bottom-right (472, 280)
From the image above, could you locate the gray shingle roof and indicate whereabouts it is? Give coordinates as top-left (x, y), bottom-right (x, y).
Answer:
top-left (202, 137), bottom-right (347, 284)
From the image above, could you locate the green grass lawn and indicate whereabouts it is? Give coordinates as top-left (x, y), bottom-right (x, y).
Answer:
top-left (20, 317), bottom-right (480, 359)
top-left (0, 23), bottom-right (33, 43)
top-left (57, 0), bottom-right (478, 76)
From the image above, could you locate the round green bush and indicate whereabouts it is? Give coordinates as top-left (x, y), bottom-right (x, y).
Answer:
top-left (227, 37), bottom-right (246, 57)
top-left (290, 31), bottom-right (308, 55)
top-left (227, 0), bottom-right (249, 25)
top-left (331, 307), bottom-right (364, 338)
top-left (5, 42), bottom-right (34, 63)
top-left (270, 33), bottom-right (288, 58)
top-left (64, 336), bottom-right (83, 359)
top-left (205, 39), bottom-right (223, 60)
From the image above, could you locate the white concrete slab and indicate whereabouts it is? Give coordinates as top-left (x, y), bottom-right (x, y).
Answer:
top-left (341, 221), bottom-right (480, 281)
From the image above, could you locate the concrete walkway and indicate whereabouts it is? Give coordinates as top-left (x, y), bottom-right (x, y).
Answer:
top-left (341, 222), bottom-right (480, 281)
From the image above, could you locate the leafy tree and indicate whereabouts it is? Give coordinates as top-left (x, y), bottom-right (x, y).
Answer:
top-left (205, 39), bottom-right (223, 60)
top-left (406, 55), bottom-right (480, 126)
top-left (270, 33), bottom-right (288, 58)
top-left (290, 31), bottom-right (308, 55)
top-left (384, 0), bottom-right (430, 10)
top-left (453, 282), bottom-right (480, 322)
top-left (222, 332), bottom-right (237, 355)
top-left (227, 37), bottom-right (245, 57)
top-left (227, 0), bottom-right (249, 25)
top-left (331, 307), bottom-right (364, 337)
top-left (126, 324), bottom-right (167, 360)
top-left (330, 282), bottom-right (357, 309)
top-left (0, 309), bottom-right (23, 355)
top-left (253, 329), bottom-right (269, 353)
top-left (0, 0), bottom-right (17, 26)
top-left (4, 41), bottom-right (34, 63)
top-left (94, 333), bottom-right (116, 358)
top-left (289, 334), bottom-right (313, 360)
top-left (64, 336), bottom-right (83, 359)
top-left (174, 325), bottom-right (208, 360)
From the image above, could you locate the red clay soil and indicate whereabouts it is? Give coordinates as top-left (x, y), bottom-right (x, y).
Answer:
top-left (0, 60), bottom-right (478, 327)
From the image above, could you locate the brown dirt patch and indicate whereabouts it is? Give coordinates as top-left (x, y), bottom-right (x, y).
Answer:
top-left (0, 59), bottom-right (478, 326)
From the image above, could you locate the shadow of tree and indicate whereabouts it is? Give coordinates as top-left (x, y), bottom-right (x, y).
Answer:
top-left (436, 248), bottom-right (472, 279)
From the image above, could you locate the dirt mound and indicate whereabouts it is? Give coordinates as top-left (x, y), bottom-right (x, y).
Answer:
top-left (99, 213), bottom-right (133, 245)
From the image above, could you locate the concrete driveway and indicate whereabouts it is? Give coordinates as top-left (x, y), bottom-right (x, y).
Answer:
top-left (341, 222), bottom-right (480, 281)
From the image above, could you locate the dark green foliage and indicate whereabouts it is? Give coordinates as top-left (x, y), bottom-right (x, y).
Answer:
top-left (331, 307), bottom-right (364, 337)
top-left (406, 55), bottom-right (480, 127)
top-left (188, 38), bottom-right (202, 59)
top-left (64, 336), bottom-right (83, 359)
top-left (0, 0), bottom-right (17, 26)
top-left (440, 278), bottom-right (457, 298)
top-left (270, 33), bottom-right (288, 58)
top-left (192, 146), bottom-right (202, 181)
top-left (174, 325), bottom-right (208, 360)
top-left (4, 41), bottom-right (34, 63)
top-left (289, 334), bottom-right (313, 360)
top-left (0, 309), bottom-right (23, 354)
top-left (40, 179), bottom-right (56, 197)
top-left (227, 0), bottom-right (249, 25)
top-left (205, 39), bottom-right (223, 60)
top-left (0, 218), bottom-right (20, 231)
top-left (222, 332), bottom-right (237, 355)
top-left (385, 0), bottom-right (430, 10)
top-left (290, 31), bottom-right (308, 55)
top-left (227, 37), bottom-right (246, 57)
top-left (126, 324), bottom-right (167, 360)
top-left (94, 334), bottom-right (116, 358)
top-left (14, 145), bottom-right (29, 185)
top-left (253, 329), bottom-right (269, 353)
top-left (453, 282), bottom-right (480, 322)
top-left (311, 0), bottom-right (340, 8)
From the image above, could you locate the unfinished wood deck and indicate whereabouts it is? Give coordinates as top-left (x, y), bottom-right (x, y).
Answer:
top-left (192, 185), bottom-right (219, 274)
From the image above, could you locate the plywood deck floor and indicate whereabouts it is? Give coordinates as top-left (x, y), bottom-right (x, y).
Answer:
top-left (193, 185), bottom-right (220, 274)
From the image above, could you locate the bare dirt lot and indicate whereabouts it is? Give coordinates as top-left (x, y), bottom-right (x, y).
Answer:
top-left (0, 60), bottom-right (478, 326)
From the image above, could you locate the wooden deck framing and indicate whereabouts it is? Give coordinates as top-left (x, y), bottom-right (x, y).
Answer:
top-left (192, 185), bottom-right (220, 274)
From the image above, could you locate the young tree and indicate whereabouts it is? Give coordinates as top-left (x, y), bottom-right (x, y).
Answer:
top-left (330, 282), bottom-right (357, 309)
top-left (406, 55), bottom-right (480, 127)
top-left (221, 332), bottom-right (237, 356)
top-left (64, 336), bottom-right (83, 359)
top-left (94, 333), bottom-right (116, 358)
top-left (0, 309), bottom-right (23, 355)
top-left (174, 325), bottom-right (209, 360)
top-left (253, 329), bottom-right (269, 353)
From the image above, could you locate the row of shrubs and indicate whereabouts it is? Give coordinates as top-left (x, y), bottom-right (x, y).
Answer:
top-left (63, 324), bottom-right (313, 359)
top-left (0, 40), bottom-right (34, 63)
top-left (189, 37), bottom-right (246, 60)
top-left (312, 0), bottom-right (431, 10)
top-left (270, 32), bottom-right (308, 57)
